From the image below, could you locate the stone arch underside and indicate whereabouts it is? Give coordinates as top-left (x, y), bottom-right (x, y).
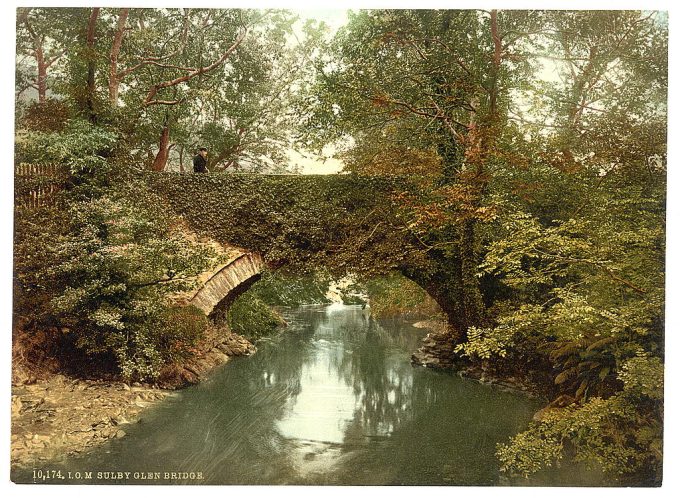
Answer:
top-left (189, 252), bottom-right (266, 317)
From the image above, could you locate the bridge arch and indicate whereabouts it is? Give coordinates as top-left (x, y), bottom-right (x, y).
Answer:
top-left (188, 252), bottom-right (266, 318)
top-left (153, 172), bottom-right (462, 338)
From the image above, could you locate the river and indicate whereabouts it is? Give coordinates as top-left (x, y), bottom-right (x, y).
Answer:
top-left (13, 304), bottom-right (609, 485)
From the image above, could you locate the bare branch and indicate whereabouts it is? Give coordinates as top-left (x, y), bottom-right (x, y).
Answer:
top-left (143, 29), bottom-right (247, 106)
top-left (46, 48), bottom-right (67, 67)
top-left (144, 61), bottom-right (197, 72)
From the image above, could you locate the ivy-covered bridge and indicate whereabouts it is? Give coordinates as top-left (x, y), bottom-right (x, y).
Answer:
top-left (16, 168), bottom-right (480, 339)
top-left (146, 172), bottom-right (481, 343)
top-left (148, 172), bottom-right (418, 320)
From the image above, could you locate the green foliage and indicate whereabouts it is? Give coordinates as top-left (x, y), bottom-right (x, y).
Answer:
top-left (16, 7), bottom-right (324, 173)
top-left (247, 270), bottom-right (331, 306)
top-left (13, 206), bottom-right (70, 320)
top-left (44, 193), bottom-right (217, 379)
top-left (458, 304), bottom-right (544, 359)
top-left (225, 270), bottom-right (332, 342)
top-left (299, 8), bottom-right (666, 482)
top-left (498, 353), bottom-right (663, 481)
top-left (618, 352), bottom-right (664, 400)
top-left (13, 6), bottom-right (667, 484)
top-left (465, 198), bottom-right (663, 372)
top-left (227, 292), bottom-right (284, 341)
top-left (15, 119), bottom-right (118, 174)
top-left (363, 273), bottom-right (443, 319)
top-left (471, 195), bottom-right (664, 479)
top-left (19, 99), bottom-right (72, 132)
top-left (157, 305), bottom-right (209, 362)
top-left (337, 281), bottom-right (367, 305)
top-left (14, 173), bottom-right (219, 380)
top-left (148, 172), bottom-right (417, 275)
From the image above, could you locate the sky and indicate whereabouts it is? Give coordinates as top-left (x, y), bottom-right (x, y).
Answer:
top-left (296, 8), bottom-right (349, 33)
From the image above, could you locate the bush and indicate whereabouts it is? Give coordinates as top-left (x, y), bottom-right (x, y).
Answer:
top-left (227, 292), bottom-right (285, 341)
top-left (497, 354), bottom-right (663, 483)
top-left (364, 273), bottom-right (443, 319)
top-left (18, 98), bottom-right (72, 132)
top-left (157, 305), bottom-right (209, 361)
top-left (15, 118), bottom-right (117, 173)
top-left (14, 182), bottom-right (219, 380)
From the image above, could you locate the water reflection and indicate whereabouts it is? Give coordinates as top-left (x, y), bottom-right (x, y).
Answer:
top-left (12, 305), bottom-right (607, 485)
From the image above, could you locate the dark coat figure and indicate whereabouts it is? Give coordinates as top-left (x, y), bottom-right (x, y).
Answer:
top-left (193, 151), bottom-right (208, 173)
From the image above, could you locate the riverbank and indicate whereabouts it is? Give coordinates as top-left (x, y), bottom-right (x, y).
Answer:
top-left (13, 304), bottom-right (558, 486)
top-left (12, 314), bottom-right (547, 472)
top-left (10, 327), bottom-right (257, 471)
top-left (411, 319), bottom-right (551, 402)
top-left (11, 376), bottom-right (172, 469)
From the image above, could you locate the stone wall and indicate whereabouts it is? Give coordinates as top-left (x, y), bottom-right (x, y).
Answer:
top-left (189, 252), bottom-right (266, 316)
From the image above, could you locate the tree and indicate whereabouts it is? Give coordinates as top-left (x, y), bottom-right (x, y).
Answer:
top-left (301, 9), bottom-right (542, 340)
top-left (301, 9), bottom-right (666, 480)
top-left (16, 8), bottom-right (320, 173)
top-left (16, 8), bottom-right (74, 103)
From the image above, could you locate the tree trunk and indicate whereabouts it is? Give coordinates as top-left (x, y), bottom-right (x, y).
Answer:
top-left (151, 125), bottom-right (171, 171)
top-left (35, 42), bottom-right (47, 103)
top-left (85, 8), bottom-right (100, 123)
top-left (108, 8), bottom-right (129, 106)
top-left (458, 219), bottom-right (484, 331)
top-left (19, 9), bottom-right (48, 103)
top-left (488, 10), bottom-right (502, 119)
top-left (401, 258), bottom-right (468, 344)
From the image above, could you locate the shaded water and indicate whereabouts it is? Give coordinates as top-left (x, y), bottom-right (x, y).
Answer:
top-left (14, 305), bottom-right (609, 485)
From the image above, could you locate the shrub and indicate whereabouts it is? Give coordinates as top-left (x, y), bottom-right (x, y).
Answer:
top-left (364, 272), bottom-right (443, 319)
top-left (15, 118), bottom-right (117, 173)
top-left (227, 292), bottom-right (285, 341)
top-left (497, 354), bottom-right (663, 482)
top-left (14, 185), bottom-right (218, 381)
top-left (18, 98), bottom-right (72, 132)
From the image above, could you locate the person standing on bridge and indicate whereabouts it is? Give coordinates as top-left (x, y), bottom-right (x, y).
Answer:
top-left (193, 147), bottom-right (209, 173)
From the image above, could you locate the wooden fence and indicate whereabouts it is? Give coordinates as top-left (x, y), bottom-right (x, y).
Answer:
top-left (14, 163), bottom-right (66, 209)
top-left (15, 163), bottom-right (63, 177)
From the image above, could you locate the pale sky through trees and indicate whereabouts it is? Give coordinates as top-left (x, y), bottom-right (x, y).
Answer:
top-left (289, 9), bottom-right (349, 175)
top-left (287, 8), bottom-right (565, 175)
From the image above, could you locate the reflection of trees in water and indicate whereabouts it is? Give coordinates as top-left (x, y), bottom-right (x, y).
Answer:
top-left (332, 367), bottom-right (542, 485)
top-left (36, 305), bottom-right (552, 485)
top-left (277, 306), bottom-right (327, 337)
top-left (252, 306), bottom-right (336, 401)
top-left (56, 313), bottom-right (326, 484)
top-left (247, 336), bottom-right (313, 399)
top-left (320, 310), bottom-right (541, 485)
top-left (328, 313), bottom-right (420, 441)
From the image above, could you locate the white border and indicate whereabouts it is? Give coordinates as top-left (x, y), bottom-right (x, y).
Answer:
top-left (1, 1), bottom-right (676, 498)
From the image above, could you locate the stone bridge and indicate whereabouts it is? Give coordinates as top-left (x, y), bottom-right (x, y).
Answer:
top-left (17, 167), bottom-right (474, 344)
top-left (167, 233), bottom-right (267, 318)
top-left (148, 172), bottom-right (468, 334)
top-left (152, 172), bottom-right (414, 320)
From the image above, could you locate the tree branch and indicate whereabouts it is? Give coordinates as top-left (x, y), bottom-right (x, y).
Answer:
top-left (144, 99), bottom-right (185, 106)
top-left (46, 48), bottom-right (67, 68)
top-left (143, 29), bottom-right (247, 106)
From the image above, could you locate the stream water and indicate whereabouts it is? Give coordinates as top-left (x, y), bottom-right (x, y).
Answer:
top-left (14, 304), bottom-right (609, 485)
